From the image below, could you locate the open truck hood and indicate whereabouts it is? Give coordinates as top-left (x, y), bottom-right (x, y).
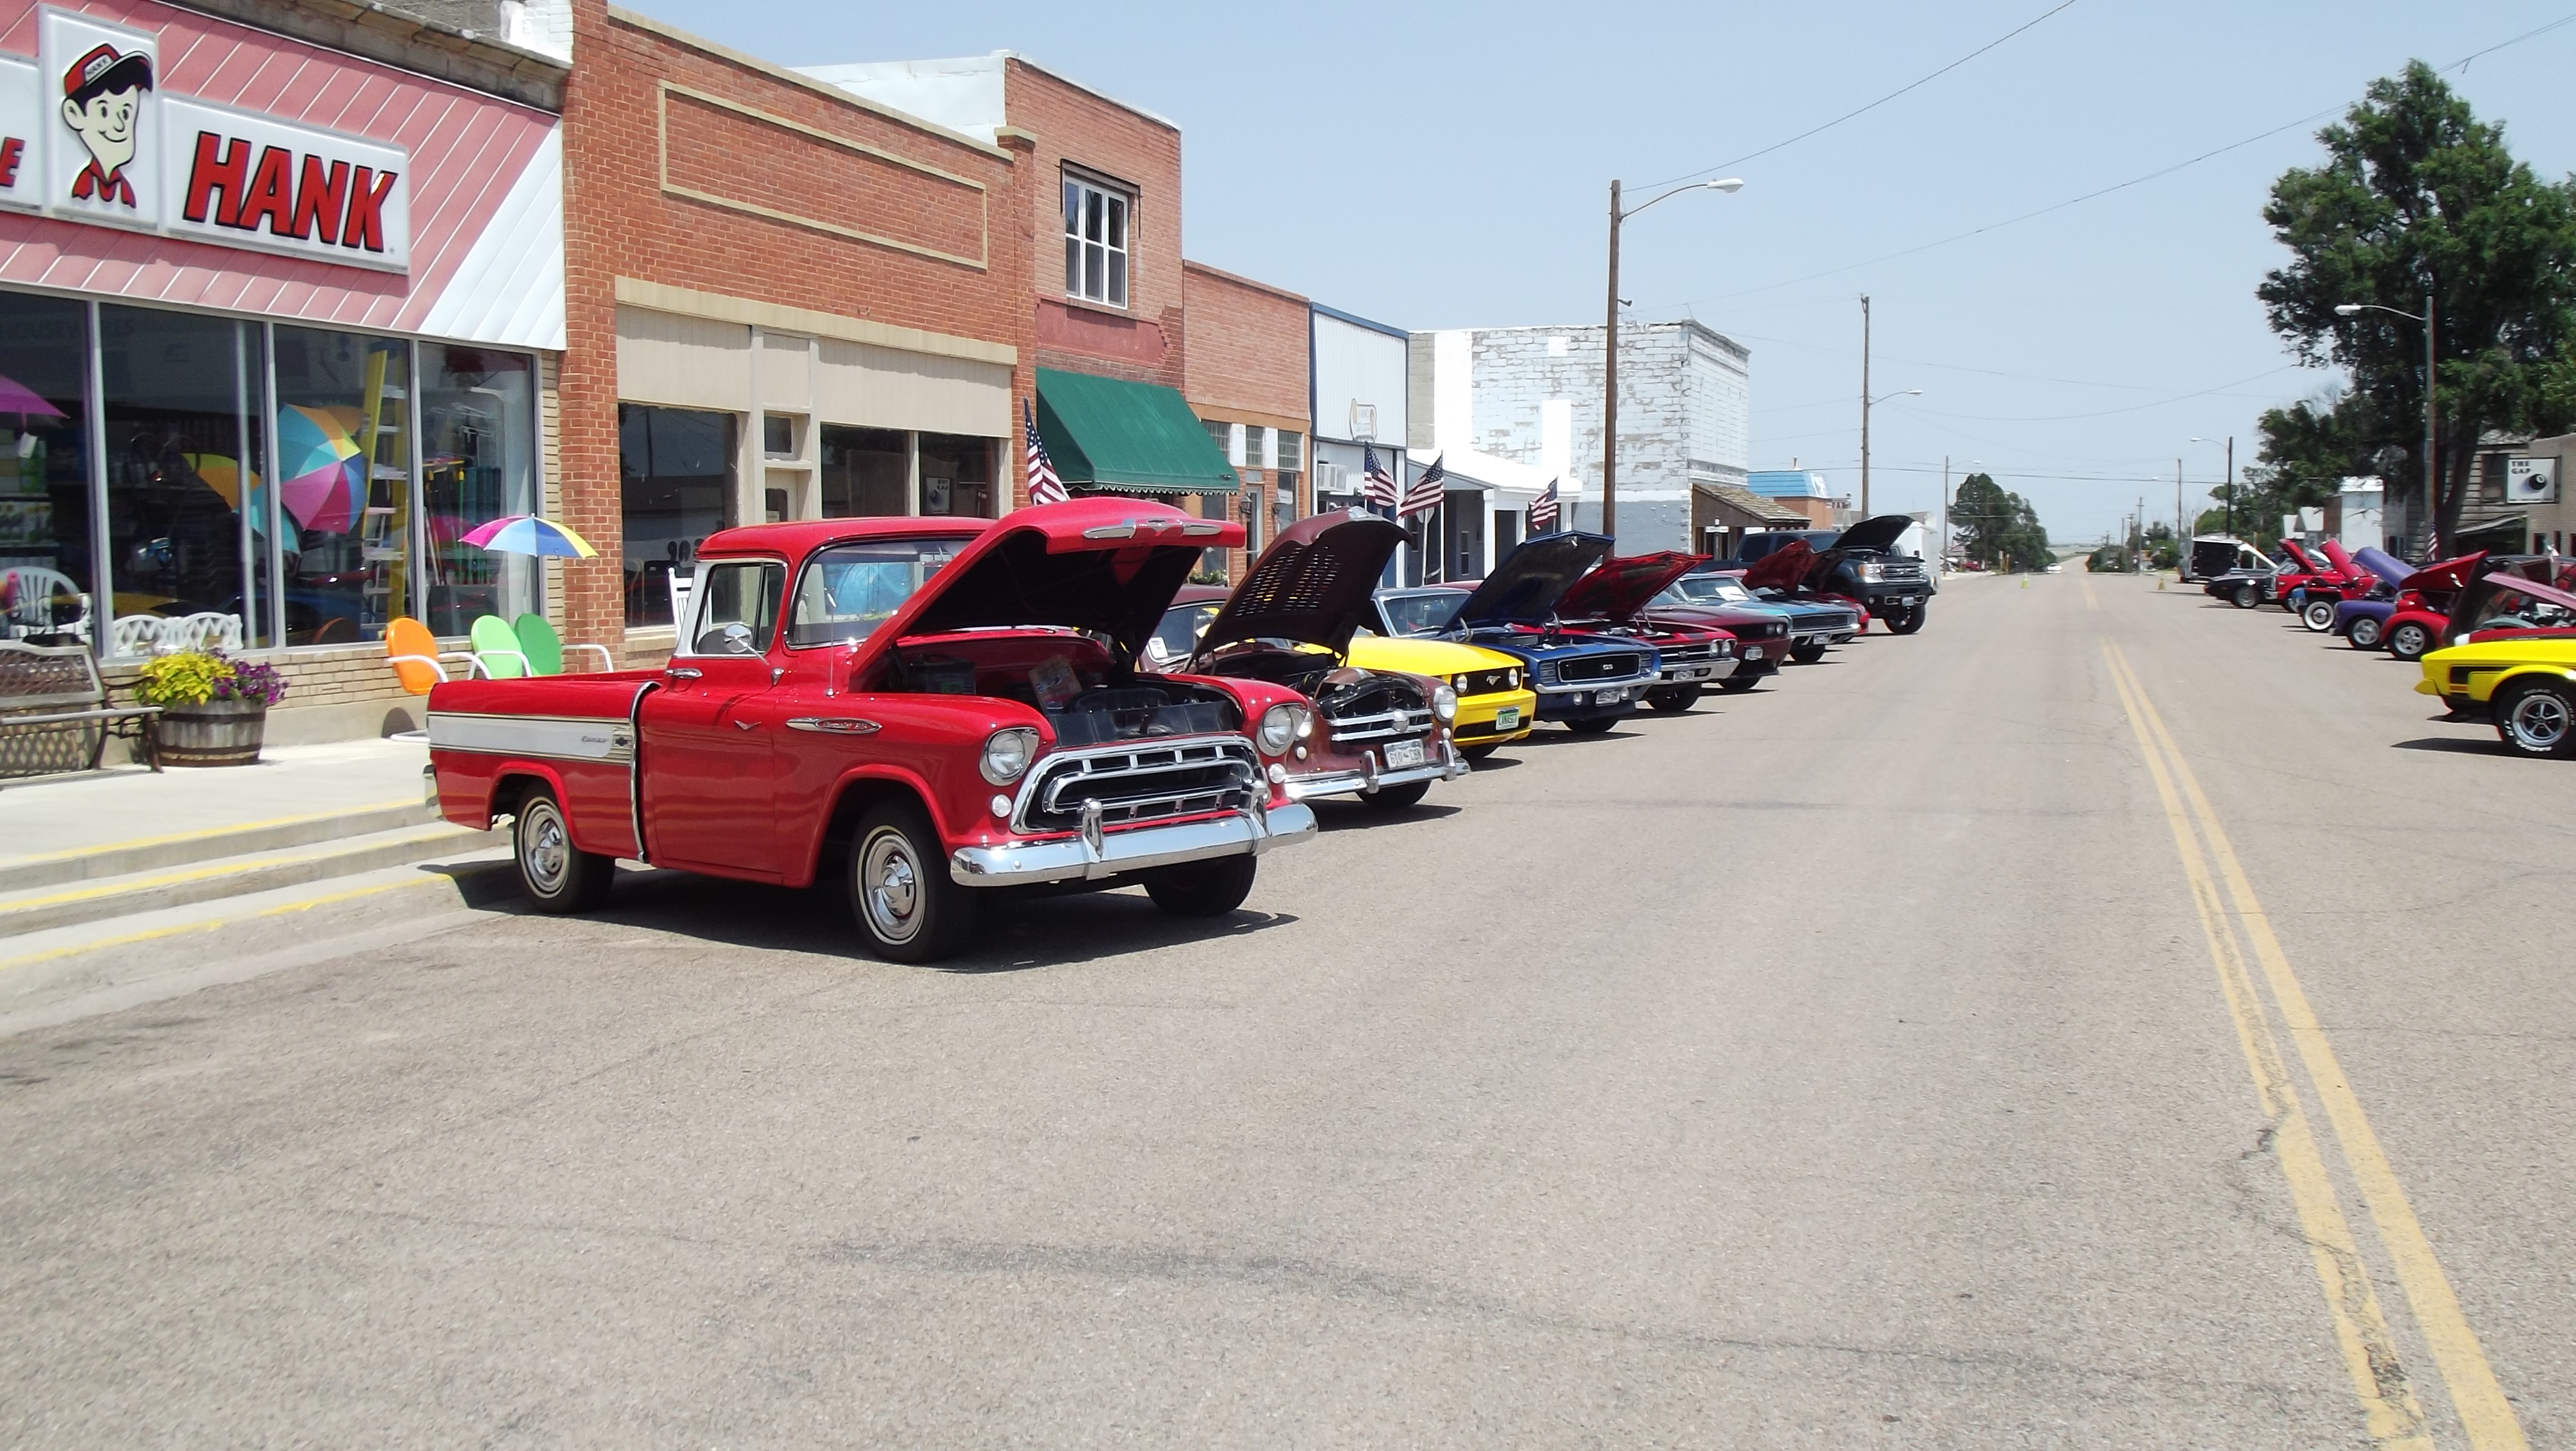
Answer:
top-left (881, 497), bottom-right (1244, 662)
top-left (1826, 513), bottom-right (1913, 556)
top-left (1192, 509), bottom-right (1404, 661)
top-left (1557, 551), bottom-right (1707, 623)
top-left (1453, 532), bottom-right (1613, 626)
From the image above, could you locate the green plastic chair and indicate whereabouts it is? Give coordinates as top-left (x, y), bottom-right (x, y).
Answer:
top-left (512, 613), bottom-right (615, 675)
top-left (469, 614), bottom-right (533, 679)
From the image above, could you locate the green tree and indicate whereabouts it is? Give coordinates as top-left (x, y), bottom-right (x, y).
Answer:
top-left (2258, 61), bottom-right (2576, 554)
top-left (1951, 472), bottom-right (2054, 571)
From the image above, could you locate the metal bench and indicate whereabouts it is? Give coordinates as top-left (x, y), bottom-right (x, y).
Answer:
top-left (0, 641), bottom-right (162, 779)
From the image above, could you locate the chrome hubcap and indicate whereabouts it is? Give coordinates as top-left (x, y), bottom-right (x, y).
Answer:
top-left (2511, 692), bottom-right (2569, 750)
top-left (861, 829), bottom-right (922, 942)
top-left (521, 803), bottom-right (569, 894)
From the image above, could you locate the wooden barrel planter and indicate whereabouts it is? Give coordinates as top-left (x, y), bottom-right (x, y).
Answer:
top-left (153, 699), bottom-right (267, 767)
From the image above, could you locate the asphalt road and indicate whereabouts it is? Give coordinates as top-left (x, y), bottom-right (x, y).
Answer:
top-left (6, 572), bottom-right (2573, 1448)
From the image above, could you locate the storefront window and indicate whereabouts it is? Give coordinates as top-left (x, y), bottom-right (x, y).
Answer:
top-left (916, 434), bottom-right (993, 518)
top-left (819, 425), bottom-right (907, 517)
top-left (272, 324), bottom-right (410, 646)
top-left (1275, 431), bottom-right (1301, 539)
top-left (419, 344), bottom-right (538, 637)
top-left (0, 295), bottom-right (94, 648)
top-left (99, 305), bottom-right (270, 653)
top-left (621, 404), bottom-right (734, 626)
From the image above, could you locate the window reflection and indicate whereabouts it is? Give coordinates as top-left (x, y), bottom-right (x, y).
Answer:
top-left (0, 294), bottom-right (93, 647)
top-left (819, 425), bottom-right (906, 517)
top-left (917, 434), bottom-right (992, 518)
top-left (620, 404), bottom-right (733, 627)
top-left (99, 305), bottom-right (266, 653)
top-left (421, 344), bottom-right (536, 637)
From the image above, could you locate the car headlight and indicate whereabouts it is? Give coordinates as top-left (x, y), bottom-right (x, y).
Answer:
top-left (1861, 562), bottom-right (1886, 583)
top-left (979, 727), bottom-right (1039, 784)
top-left (1431, 685), bottom-right (1458, 723)
top-left (1257, 703), bottom-right (1300, 756)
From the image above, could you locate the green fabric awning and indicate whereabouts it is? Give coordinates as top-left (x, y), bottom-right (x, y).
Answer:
top-left (1036, 366), bottom-right (1240, 495)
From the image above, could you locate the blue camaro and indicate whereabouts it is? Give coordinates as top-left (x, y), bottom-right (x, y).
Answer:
top-left (1369, 533), bottom-right (1662, 735)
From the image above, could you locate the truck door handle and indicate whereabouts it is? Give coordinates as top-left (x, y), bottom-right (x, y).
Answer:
top-left (667, 666), bottom-right (702, 680)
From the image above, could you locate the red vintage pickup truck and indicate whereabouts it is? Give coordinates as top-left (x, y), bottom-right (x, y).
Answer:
top-left (427, 500), bottom-right (1320, 962)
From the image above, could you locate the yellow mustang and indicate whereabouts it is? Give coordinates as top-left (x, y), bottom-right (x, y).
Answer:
top-left (2419, 636), bottom-right (2576, 758)
top-left (1152, 587), bottom-right (1536, 759)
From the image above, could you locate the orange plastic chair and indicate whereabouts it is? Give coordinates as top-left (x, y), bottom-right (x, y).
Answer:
top-left (386, 617), bottom-right (482, 695)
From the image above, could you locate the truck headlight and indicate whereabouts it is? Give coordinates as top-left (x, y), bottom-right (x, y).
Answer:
top-left (1430, 685), bottom-right (1459, 722)
top-left (1861, 562), bottom-right (1886, 583)
top-left (1257, 703), bottom-right (1301, 756)
top-left (979, 727), bottom-right (1039, 784)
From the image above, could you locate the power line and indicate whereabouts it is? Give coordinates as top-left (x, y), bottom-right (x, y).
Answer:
top-left (1888, 363), bottom-right (2305, 422)
top-left (1639, 0), bottom-right (2083, 190)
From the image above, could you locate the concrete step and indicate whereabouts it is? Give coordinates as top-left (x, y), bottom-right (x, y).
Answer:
top-left (0, 798), bottom-right (439, 894)
top-left (0, 821), bottom-right (505, 939)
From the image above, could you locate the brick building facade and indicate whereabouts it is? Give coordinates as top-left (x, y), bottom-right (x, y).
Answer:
top-left (1182, 261), bottom-right (1310, 575)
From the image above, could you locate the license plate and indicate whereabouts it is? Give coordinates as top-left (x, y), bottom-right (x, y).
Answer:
top-left (1493, 707), bottom-right (1520, 731)
top-left (1382, 739), bottom-right (1424, 769)
top-left (1678, 667), bottom-right (1710, 679)
top-left (1745, 647), bottom-right (1764, 660)
top-left (1898, 596), bottom-right (1919, 606)
top-left (1595, 688), bottom-right (1626, 705)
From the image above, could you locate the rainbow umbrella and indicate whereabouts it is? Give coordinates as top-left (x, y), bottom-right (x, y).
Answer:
top-left (180, 452), bottom-right (296, 551)
top-left (461, 514), bottom-right (598, 559)
top-left (276, 404), bottom-right (366, 533)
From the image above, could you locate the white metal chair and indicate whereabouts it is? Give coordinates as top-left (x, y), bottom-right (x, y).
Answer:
top-left (110, 616), bottom-right (166, 656)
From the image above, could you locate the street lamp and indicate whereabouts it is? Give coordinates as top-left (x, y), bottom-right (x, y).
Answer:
top-left (1859, 387), bottom-right (1920, 516)
top-left (2189, 435), bottom-right (2234, 538)
top-left (1603, 176), bottom-right (1743, 542)
top-left (2334, 297), bottom-right (2438, 559)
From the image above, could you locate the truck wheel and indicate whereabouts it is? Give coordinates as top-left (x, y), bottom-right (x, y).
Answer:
top-left (2387, 622), bottom-right (2432, 661)
top-left (2232, 584), bottom-right (2262, 609)
top-left (1143, 856), bottom-right (1257, 916)
top-left (2496, 680), bottom-right (2576, 759)
top-left (1644, 685), bottom-right (1702, 712)
top-left (849, 802), bottom-right (977, 962)
top-left (1565, 716), bottom-right (1619, 735)
top-left (2348, 617), bottom-right (2383, 649)
top-left (513, 786), bottom-right (616, 913)
top-left (1790, 641), bottom-right (1828, 663)
top-left (2301, 599), bottom-right (2338, 631)
top-left (1889, 602), bottom-right (1928, 635)
top-left (1717, 676), bottom-right (1761, 693)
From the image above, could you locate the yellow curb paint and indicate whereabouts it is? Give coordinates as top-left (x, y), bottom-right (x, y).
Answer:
top-left (0, 825), bottom-right (481, 916)
top-left (0, 868), bottom-right (485, 974)
top-left (2103, 646), bottom-right (2431, 1448)
top-left (0, 799), bottom-right (424, 870)
top-left (2109, 641), bottom-right (2527, 1450)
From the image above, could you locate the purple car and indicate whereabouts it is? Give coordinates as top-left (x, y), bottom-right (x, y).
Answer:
top-left (2328, 548), bottom-right (2416, 649)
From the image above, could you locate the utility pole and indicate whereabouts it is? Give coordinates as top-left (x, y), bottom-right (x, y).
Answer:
top-left (2137, 496), bottom-right (2145, 572)
top-left (1939, 455), bottom-right (1949, 578)
top-left (1602, 179), bottom-right (1622, 543)
top-left (2225, 435), bottom-right (2234, 539)
top-left (2423, 290), bottom-right (2438, 560)
top-left (2175, 458), bottom-right (2184, 557)
top-left (1859, 294), bottom-right (1872, 517)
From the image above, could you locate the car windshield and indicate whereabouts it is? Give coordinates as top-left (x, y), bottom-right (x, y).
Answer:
top-left (1660, 575), bottom-right (1754, 607)
top-left (1146, 602), bottom-right (1222, 664)
top-left (786, 538), bottom-right (971, 647)
top-left (1376, 590), bottom-right (1464, 637)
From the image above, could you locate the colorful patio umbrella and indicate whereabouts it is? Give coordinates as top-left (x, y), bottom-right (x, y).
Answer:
top-left (276, 404), bottom-right (366, 533)
top-left (461, 513), bottom-right (598, 559)
top-left (0, 373), bottom-right (66, 419)
top-left (180, 452), bottom-right (296, 551)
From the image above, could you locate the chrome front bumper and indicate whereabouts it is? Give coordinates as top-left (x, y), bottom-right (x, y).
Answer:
top-left (1657, 659), bottom-right (1739, 683)
top-left (948, 801), bottom-right (1319, 887)
top-left (1283, 736), bottom-right (1466, 802)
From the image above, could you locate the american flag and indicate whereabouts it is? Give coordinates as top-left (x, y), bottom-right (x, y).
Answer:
top-left (1528, 478), bottom-right (1560, 532)
top-left (1024, 399), bottom-right (1069, 506)
top-left (1400, 454), bottom-right (1447, 520)
top-left (1361, 443), bottom-right (1400, 511)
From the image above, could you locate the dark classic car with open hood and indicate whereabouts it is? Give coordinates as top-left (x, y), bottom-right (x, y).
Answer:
top-left (1145, 510), bottom-right (1466, 809)
top-left (1648, 569), bottom-right (1795, 691)
top-left (1553, 550), bottom-right (1740, 712)
top-left (1370, 532), bottom-right (1662, 735)
top-left (426, 500), bottom-right (1320, 963)
top-left (1730, 546), bottom-right (1866, 662)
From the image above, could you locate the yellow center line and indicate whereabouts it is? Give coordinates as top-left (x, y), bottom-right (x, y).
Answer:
top-left (2102, 646), bottom-right (2430, 1447)
top-left (2107, 641), bottom-right (2527, 1449)
top-left (2082, 580), bottom-right (2100, 611)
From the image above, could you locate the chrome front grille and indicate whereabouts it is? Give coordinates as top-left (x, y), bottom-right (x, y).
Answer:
top-left (1659, 640), bottom-right (1724, 664)
top-left (1328, 705), bottom-right (1437, 745)
top-left (1018, 739), bottom-right (1262, 833)
top-left (1559, 652), bottom-right (1645, 683)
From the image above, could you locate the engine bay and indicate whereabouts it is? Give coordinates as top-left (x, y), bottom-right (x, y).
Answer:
top-left (868, 629), bottom-right (1243, 744)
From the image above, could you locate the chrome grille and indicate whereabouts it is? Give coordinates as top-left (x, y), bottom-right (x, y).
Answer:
top-left (1018, 739), bottom-right (1262, 833)
top-left (1558, 652), bottom-right (1644, 683)
top-left (1657, 640), bottom-right (1724, 664)
top-left (1879, 559), bottom-right (1928, 582)
top-left (1328, 705), bottom-right (1437, 745)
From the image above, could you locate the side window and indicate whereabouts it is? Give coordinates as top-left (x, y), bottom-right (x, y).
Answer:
top-left (682, 560), bottom-right (784, 656)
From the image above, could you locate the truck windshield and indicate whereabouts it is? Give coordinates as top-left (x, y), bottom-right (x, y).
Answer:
top-left (786, 538), bottom-right (971, 647)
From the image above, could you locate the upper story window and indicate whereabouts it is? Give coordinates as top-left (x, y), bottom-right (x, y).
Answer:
top-left (1064, 174), bottom-right (1130, 307)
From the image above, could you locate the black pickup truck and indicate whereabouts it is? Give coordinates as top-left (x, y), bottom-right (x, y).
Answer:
top-left (1734, 515), bottom-right (1936, 633)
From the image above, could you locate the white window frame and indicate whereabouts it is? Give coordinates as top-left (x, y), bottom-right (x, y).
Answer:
top-left (1063, 172), bottom-right (1131, 309)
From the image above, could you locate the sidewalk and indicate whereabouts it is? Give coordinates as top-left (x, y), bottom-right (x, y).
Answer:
top-left (0, 738), bottom-right (434, 874)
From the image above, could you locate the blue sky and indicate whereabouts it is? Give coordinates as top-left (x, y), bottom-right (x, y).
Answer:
top-left (621, 0), bottom-right (2576, 544)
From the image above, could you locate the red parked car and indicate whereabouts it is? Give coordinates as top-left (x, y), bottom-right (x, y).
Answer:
top-left (2384, 553), bottom-right (2488, 662)
top-left (427, 501), bottom-right (1320, 962)
top-left (1553, 550), bottom-right (1741, 712)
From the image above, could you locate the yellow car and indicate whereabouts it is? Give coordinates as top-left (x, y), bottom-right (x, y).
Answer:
top-left (2419, 636), bottom-right (2576, 758)
top-left (1150, 593), bottom-right (1536, 760)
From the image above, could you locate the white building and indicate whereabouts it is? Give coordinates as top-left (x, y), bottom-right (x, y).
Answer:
top-left (1406, 320), bottom-right (1751, 559)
